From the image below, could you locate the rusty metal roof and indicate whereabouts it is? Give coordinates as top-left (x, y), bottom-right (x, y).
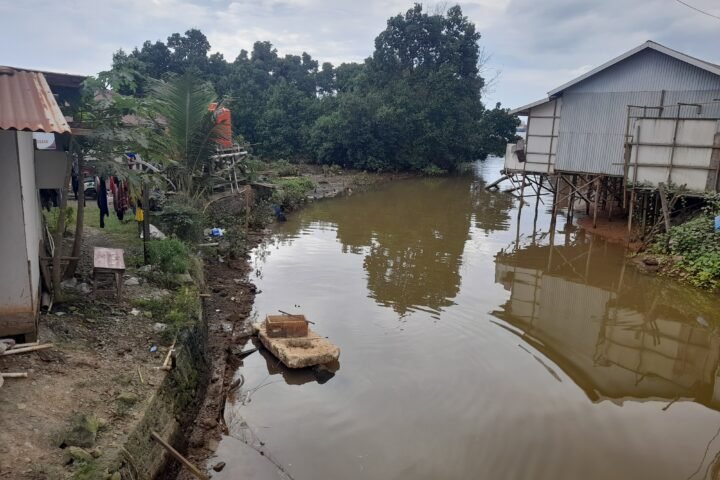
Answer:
top-left (0, 67), bottom-right (71, 134)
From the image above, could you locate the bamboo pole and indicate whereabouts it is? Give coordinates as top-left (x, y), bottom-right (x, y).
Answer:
top-left (2, 344), bottom-right (53, 356)
top-left (150, 431), bottom-right (209, 480)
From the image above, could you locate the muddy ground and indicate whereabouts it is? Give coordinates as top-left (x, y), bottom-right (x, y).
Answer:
top-left (0, 224), bottom-right (175, 479)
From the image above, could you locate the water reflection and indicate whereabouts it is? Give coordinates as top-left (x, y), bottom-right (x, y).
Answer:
top-left (494, 231), bottom-right (720, 409)
top-left (272, 174), bottom-right (515, 316)
top-left (222, 159), bottom-right (720, 480)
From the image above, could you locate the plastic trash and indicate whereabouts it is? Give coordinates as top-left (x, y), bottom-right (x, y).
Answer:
top-left (210, 227), bottom-right (225, 237)
top-left (715, 216), bottom-right (720, 232)
top-left (149, 345), bottom-right (158, 353)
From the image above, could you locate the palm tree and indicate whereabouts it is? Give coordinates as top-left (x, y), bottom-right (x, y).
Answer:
top-left (144, 72), bottom-right (228, 198)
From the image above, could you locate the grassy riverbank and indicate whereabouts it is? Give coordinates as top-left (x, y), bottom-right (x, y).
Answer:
top-left (634, 195), bottom-right (720, 290)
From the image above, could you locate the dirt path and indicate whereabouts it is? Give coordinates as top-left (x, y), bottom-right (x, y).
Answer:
top-left (0, 222), bottom-right (174, 479)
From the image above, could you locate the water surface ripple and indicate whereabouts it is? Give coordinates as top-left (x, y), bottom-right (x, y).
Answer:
top-left (219, 158), bottom-right (720, 480)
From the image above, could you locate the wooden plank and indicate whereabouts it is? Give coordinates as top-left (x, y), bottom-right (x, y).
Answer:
top-left (93, 247), bottom-right (125, 270)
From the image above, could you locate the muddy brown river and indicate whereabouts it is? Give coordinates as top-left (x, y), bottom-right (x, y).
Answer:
top-left (214, 157), bottom-right (720, 480)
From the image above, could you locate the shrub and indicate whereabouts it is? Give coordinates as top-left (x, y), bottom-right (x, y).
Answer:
top-left (272, 177), bottom-right (315, 211)
top-left (44, 205), bottom-right (76, 235)
top-left (146, 238), bottom-right (189, 274)
top-left (272, 159), bottom-right (300, 177)
top-left (651, 194), bottom-right (720, 289)
top-left (154, 195), bottom-right (203, 242)
top-left (133, 286), bottom-right (199, 339)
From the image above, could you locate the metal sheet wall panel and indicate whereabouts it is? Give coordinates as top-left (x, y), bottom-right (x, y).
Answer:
top-left (628, 118), bottom-right (718, 191)
top-left (556, 90), bottom-right (720, 175)
top-left (556, 91), bottom-right (658, 175)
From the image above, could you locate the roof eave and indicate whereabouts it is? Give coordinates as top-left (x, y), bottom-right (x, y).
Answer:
top-left (509, 97), bottom-right (554, 116)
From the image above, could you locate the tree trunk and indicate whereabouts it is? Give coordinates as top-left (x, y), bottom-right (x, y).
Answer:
top-left (52, 152), bottom-right (73, 300)
top-left (65, 151), bottom-right (84, 278)
top-left (143, 184), bottom-right (151, 265)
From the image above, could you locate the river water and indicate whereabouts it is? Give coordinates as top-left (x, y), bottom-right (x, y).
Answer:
top-left (217, 157), bottom-right (720, 480)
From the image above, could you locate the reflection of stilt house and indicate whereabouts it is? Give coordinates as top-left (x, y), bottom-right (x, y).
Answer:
top-left (500, 41), bottom-right (720, 231)
top-left (494, 240), bottom-right (720, 406)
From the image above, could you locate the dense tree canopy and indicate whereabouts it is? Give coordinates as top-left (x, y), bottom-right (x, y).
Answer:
top-left (103, 4), bottom-right (518, 172)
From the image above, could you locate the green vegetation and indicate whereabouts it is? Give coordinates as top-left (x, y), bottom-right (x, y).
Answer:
top-left (272, 177), bottom-right (316, 210)
top-left (102, 4), bottom-right (519, 172)
top-left (153, 195), bottom-right (203, 242)
top-left (649, 194), bottom-right (720, 289)
top-left (133, 286), bottom-right (200, 339)
top-left (44, 206), bottom-right (76, 235)
top-left (146, 238), bottom-right (190, 274)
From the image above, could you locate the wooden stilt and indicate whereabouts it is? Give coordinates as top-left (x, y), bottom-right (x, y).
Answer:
top-left (627, 190), bottom-right (636, 235)
top-left (658, 182), bottom-right (672, 233)
top-left (532, 175), bottom-right (543, 243)
top-left (640, 191), bottom-right (648, 238)
top-left (593, 176), bottom-right (601, 229)
top-left (567, 174), bottom-right (577, 225)
top-left (549, 175), bottom-right (559, 235)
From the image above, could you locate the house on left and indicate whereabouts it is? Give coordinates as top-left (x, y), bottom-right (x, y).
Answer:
top-left (0, 66), bottom-right (85, 340)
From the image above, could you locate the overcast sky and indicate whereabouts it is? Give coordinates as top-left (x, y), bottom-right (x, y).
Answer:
top-left (1, 0), bottom-right (719, 107)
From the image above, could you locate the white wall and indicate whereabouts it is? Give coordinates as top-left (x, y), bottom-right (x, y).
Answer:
top-left (505, 98), bottom-right (561, 174)
top-left (628, 118), bottom-right (720, 192)
top-left (0, 131), bottom-right (32, 315)
top-left (17, 131), bottom-right (41, 311)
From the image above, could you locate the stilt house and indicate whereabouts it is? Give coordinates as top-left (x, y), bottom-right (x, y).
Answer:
top-left (505, 41), bottom-right (720, 195)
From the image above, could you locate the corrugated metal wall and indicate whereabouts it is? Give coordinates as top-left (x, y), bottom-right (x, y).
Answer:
top-left (555, 49), bottom-right (720, 175)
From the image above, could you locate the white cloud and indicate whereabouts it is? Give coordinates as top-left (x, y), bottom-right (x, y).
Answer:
top-left (1, 0), bottom-right (718, 106)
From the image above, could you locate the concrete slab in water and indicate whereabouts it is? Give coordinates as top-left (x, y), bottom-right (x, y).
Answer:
top-left (256, 322), bottom-right (340, 368)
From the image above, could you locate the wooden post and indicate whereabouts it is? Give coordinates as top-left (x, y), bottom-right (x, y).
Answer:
top-left (593, 176), bottom-right (601, 229)
top-left (532, 175), bottom-right (542, 243)
top-left (658, 182), bottom-right (672, 233)
top-left (607, 177), bottom-right (614, 222)
top-left (707, 132), bottom-right (720, 193)
top-left (668, 107), bottom-right (680, 185)
top-left (627, 190), bottom-right (635, 235)
top-left (549, 175), bottom-right (559, 235)
top-left (142, 184), bottom-right (151, 265)
top-left (640, 192), bottom-right (648, 238)
top-left (52, 149), bottom-right (73, 298)
top-left (567, 174), bottom-right (577, 225)
top-left (66, 149), bottom-right (85, 278)
top-left (515, 174), bottom-right (526, 248)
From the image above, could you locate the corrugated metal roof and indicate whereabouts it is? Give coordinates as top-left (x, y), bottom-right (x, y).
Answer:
top-left (0, 67), bottom-right (71, 134)
top-left (548, 41), bottom-right (720, 97)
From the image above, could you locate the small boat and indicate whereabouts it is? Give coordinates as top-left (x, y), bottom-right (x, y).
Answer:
top-left (256, 314), bottom-right (340, 369)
